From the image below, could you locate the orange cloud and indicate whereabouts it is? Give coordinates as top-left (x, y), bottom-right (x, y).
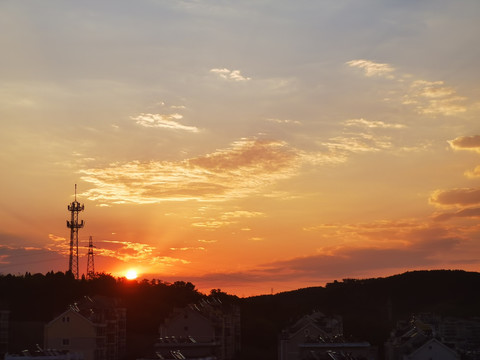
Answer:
top-left (433, 207), bottom-right (480, 221)
top-left (95, 240), bottom-right (190, 268)
top-left (48, 234), bottom-right (66, 242)
top-left (80, 138), bottom-right (302, 204)
top-left (449, 135), bottom-right (480, 153)
top-left (430, 188), bottom-right (480, 207)
top-left (465, 166), bottom-right (480, 178)
top-left (304, 219), bottom-right (450, 248)
top-left (181, 231), bottom-right (472, 294)
top-left (0, 243), bottom-right (66, 272)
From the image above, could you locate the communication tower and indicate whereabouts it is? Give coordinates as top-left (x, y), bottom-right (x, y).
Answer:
top-left (67, 184), bottom-right (84, 279)
top-left (86, 235), bottom-right (95, 279)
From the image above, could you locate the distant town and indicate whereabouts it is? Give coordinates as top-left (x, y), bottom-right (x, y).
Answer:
top-left (1, 269), bottom-right (479, 360)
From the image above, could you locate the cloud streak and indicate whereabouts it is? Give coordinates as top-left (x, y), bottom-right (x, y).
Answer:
top-left (346, 59), bottom-right (395, 78)
top-left (210, 68), bottom-right (251, 82)
top-left (433, 207), bottom-right (480, 221)
top-left (131, 113), bottom-right (200, 132)
top-left (80, 138), bottom-right (302, 204)
top-left (319, 133), bottom-right (393, 154)
top-left (344, 118), bottom-right (406, 129)
top-left (191, 210), bottom-right (264, 229)
top-left (403, 80), bottom-right (467, 116)
top-left (347, 59), bottom-right (467, 116)
top-left (95, 240), bottom-right (190, 268)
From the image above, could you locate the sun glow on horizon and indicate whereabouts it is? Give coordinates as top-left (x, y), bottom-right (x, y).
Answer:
top-left (125, 269), bottom-right (138, 280)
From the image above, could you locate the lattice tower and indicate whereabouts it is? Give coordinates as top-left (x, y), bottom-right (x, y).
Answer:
top-left (66, 184), bottom-right (84, 279)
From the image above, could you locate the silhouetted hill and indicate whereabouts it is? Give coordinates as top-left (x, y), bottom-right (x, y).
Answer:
top-left (240, 269), bottom-right (480, 359)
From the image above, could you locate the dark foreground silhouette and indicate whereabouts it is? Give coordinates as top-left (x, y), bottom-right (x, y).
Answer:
top-left (1, 269), bottom-right (479, 360)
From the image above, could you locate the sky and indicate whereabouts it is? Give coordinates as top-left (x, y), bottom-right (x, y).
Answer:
top-left (1, 0), bottom-right (480, 296)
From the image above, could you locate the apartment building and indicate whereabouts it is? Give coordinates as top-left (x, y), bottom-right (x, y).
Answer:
top-left (279, 311), bottom-right (375, 360)
top-left (158, 298), bottom-right (240, 360)
top-left (44, 296), bottom-right (126, 360)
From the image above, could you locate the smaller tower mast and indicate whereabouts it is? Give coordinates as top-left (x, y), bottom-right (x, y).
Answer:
top-left (86, 235), bottom-right (95, 279)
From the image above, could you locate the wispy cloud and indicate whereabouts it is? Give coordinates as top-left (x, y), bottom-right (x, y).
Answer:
top-left (80, 138), bottom-right (302, 204)
top-left (48, 234), bottom-right (66, 242)
top-left (250, 237), bottom-right (264, 241)
top-left (319, 133), bottom-right (393, 154)
top-left (265, 118), bottom-right (302, 125)
top-left (170, 247), bottom-right (205, 251)
top-left (303, 219), bottom-right (447, 247)
top-left (433, 207), bottom-right (480, 221)
top-left (317, 115), bottom-right (407, 158)
top-left (192, 210), bottom-right (264, 229)
top-left (198, 239), bottom-right (217, 244)
top-left (131, 113), bottom-right (200, 132)
top-left (210, 68), bottom-right (251, 81)
top-left (346, 59), bottom-right (395, 78)
top-left (191, 220), bottom-right (228, 229)
top-left (347, 59), bottom-right (467, 116)
top-left (429, 135), bottom-right (480, 220)
top-left (344, 118), bottom-right (406, 129)
top-left (98, 240), bottom-right (190, 266)
top-left (222, 210), bottom-right (264, 219)
top-left (403, 80), bottom-right (467, 116)
top-left (0, 241), bottom-right (66, 272)
top-left (46, 234), bottom-right (71, 256)
top-left (465, 166), bottom-right (480, 179)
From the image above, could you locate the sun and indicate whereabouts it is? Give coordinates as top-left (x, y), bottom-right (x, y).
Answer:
top-left (125, 269), bottom-right (138, 280)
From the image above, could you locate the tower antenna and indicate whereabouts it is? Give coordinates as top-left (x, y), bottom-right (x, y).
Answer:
top-left (67, 184), bottom-right (84, 279)
top-left (86, 235), bottom-right (96, 279)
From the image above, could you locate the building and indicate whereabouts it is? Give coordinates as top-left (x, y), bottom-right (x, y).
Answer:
top-left (279, 311), bottom-right (375, 360)
top-left (44, 296), bottom-right (126, 360)
top-left (384, 315), bottom-right (471, 360)
top-left (404, 338), bottom-right (459, 360)
top-left (384, 317), bottom-right (433, 360)
top-left (154, 336), bottom-right (218, 360)
top-left (0, 308), bottom-right (9, 357)
top-left (158, 298), bottom-right (240, 360)
top-left (4, 346), bottom-right (84, 360)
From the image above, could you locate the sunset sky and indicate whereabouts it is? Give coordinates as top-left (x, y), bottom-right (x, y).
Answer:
top-left (1, 0), bottom-right (480, 296)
